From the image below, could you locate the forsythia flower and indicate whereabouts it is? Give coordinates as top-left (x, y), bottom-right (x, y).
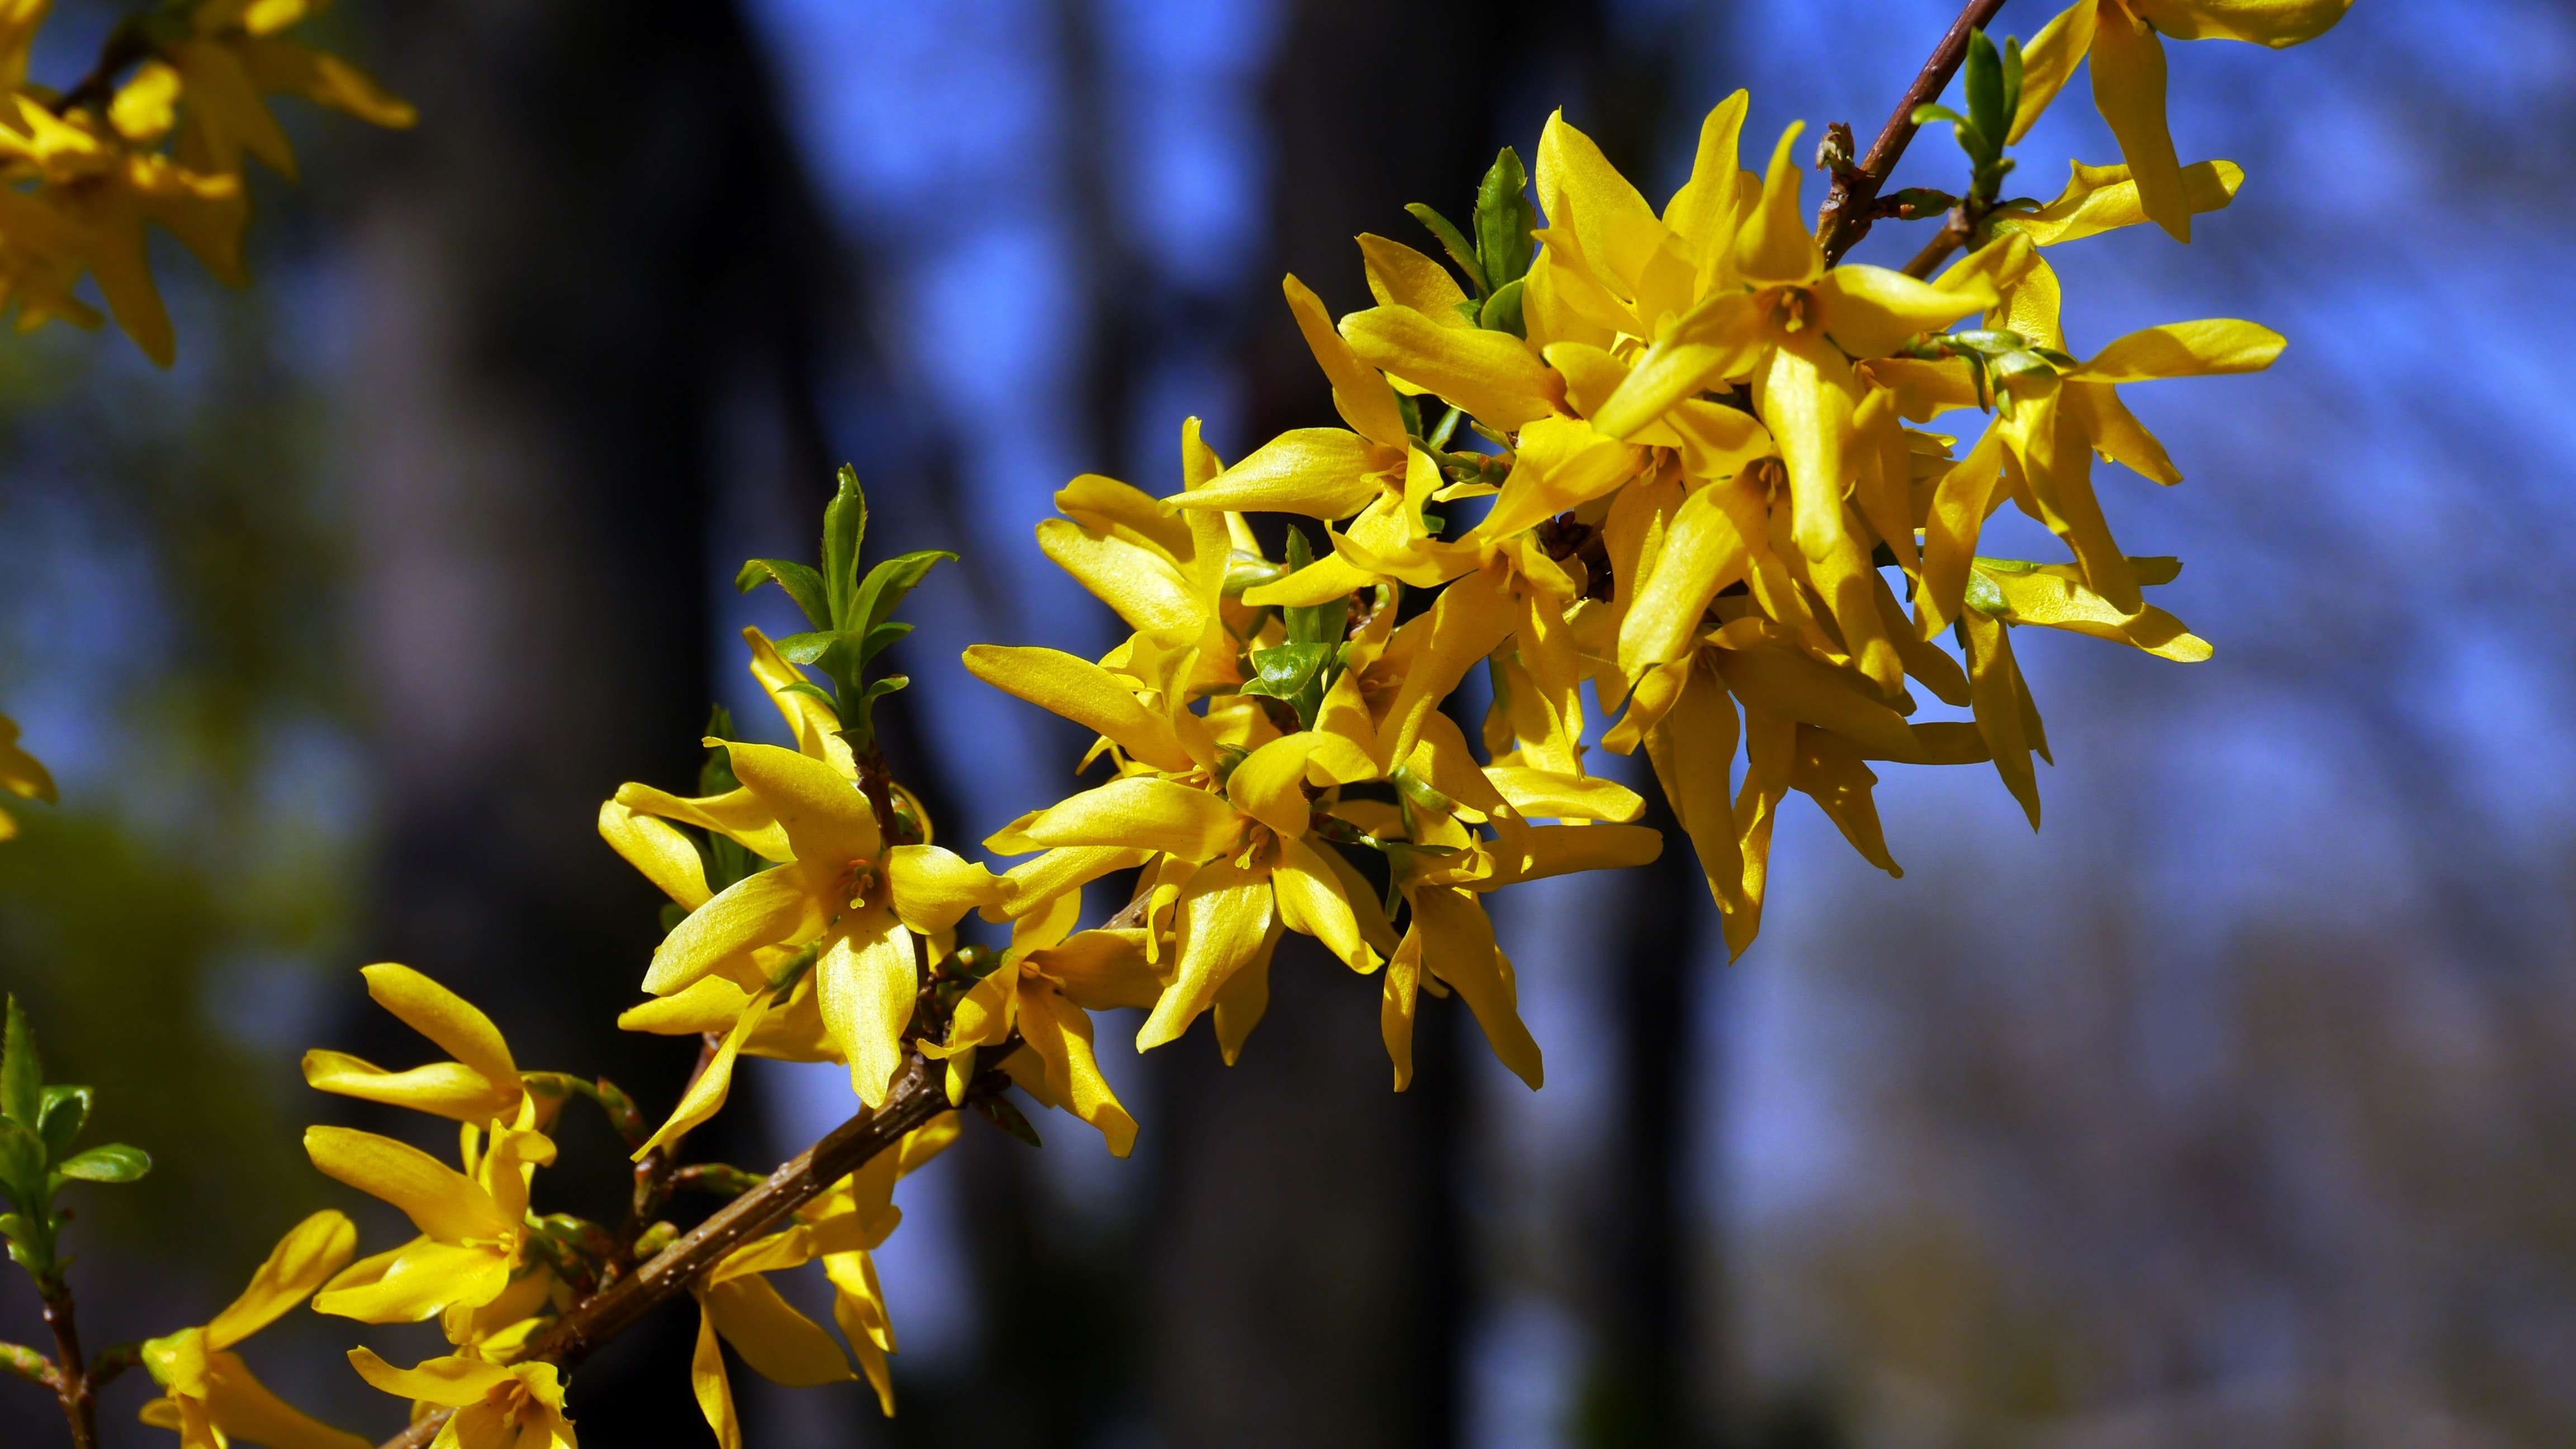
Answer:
top-left (139, 1210), bottom-right (368, 1449)
top-left (2007, 0), bottom-right (2351, 240)
top-left (0, 0), bottom-right (411, 362)
top-left (347, 1351), bottom-right (575, 1449)
top-left (302, 963), bottom-right (541, 1128)
top-left (304, 1098), bottom-right (556, 1337)
top-left (0, 711), bottom-right (54, 839)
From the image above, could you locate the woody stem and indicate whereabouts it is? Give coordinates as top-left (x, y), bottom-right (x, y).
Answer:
top-left (373, 1052), bottom-right (1013, 1449)
top-left (38, 1277), bottom-right (95, 1449)
top-left (1815, 0), bottom-right (2012, 266)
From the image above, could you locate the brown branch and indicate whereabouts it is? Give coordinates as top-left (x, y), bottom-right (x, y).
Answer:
top-left (1814, 0), bottom-right (2012, 266)
top-left (39, 1280), bottom-right (97, 1448)
top-left (375, 1052), bottom-right (1001, 1449)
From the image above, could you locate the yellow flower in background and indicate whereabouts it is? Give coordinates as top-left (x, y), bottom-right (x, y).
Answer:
top-left (302, 964), bottom-right (537, 1128)
top-left (0, 711), bottom-right (54, 840)
top-left (165, 0), bottom-right (417, 181)
top-left (305, 1099), bottom-right (556, 1333)
top-left (640, 740), bottom-right (1004, 1110)
top-left (139, 1210), bottom-right (368, 1449)
top-left (2008, 0), bottom-right (2351, 240)
top-left (348, 1351), bottom-right (576, 1449)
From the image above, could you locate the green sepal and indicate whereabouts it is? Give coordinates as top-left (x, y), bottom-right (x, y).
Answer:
top-left (771, 631), bottom-right (842, 665)
top-left (55, 1144), bottom-right (149, 1184)
top-left (1472, 146), bottom-right (1537, 294)
top-left (1479, 277), bottom-right (1527, 338)
top-left (821, 465), bottom-right (869, 627)
top-left (734, 558), bottom-right (831, 629)
top-left (36, 1087), bottom-right (88, 1165)
top-left (1407, 203), bottom-right (1486, 297)
top-left (1423, 405), bottom-right (1465, 451)
top-left (1, 997), bottom-right (37, 1131)
top-left (972, 1093), bottom-right (1043, 1148)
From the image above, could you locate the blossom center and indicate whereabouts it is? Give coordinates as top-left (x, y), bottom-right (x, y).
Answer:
top-left (841, 857), bottom-right (883, 912)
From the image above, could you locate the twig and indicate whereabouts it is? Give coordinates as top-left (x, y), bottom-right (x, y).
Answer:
top-left (0, 1339), bottom-right (59, 1389)
top-left (39, 1278), bottom-right (97, 1448)
top-left (1814, 0), bottom-right (2011, 266)
top-left (375, 1052), bottom-right (1005, 1449)
top-left (1900, 201), bottom-right (1986, 280)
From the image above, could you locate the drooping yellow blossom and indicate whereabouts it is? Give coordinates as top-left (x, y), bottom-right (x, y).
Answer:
top-left (347, 1351), bottom-right (576, 1449)
top-left (638, 740), bottom-right (1005, 1110)
top-left (796, 1114), bottom-right (955, 1415)
top-left (2007, 0), bottom-right (2351, 240)
top-left (685, 1225), bottom-right (854, 1449)
top-left (302, 964), bottom-right (541, 1128)
top-left (138, 1210), bottom-right (369, 1449)
top-left (304, 1097), bottom-right (556, 1337)
top-left (930, 887), bottom-right (1161, 1154)
top-left (0, 711), bottom-right (54, 840)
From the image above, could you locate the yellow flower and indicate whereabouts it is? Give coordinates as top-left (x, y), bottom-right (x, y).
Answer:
top-left (685, 1226), bottom-right (854, 1449)
top-left (930, 890), bottom-right (1163, 1155)
top-left (165, 0), bottom-right (417, 182)
top-left (138, 1211), bottom-right (368, 1449)
top-left (302, 964), bottom-right (536, 1128)
top-left (347, 1351), bottom-right (576, 1449)
top-left (0, 711), bottom-right (55, 840)
top-left (304, 1100), bottom-right (556, 1333)
top-left (795, 1115), bottom-right (955, 1415)
top-left (640, 740), bottom-right (1005, 1110)
top-left (2007, 0), bottom-right (2351, 240)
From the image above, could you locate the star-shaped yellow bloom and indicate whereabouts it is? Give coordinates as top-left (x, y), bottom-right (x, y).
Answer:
top-left (348, 1351), bottom-right (576, 1449)
top-left (305, 1100), bottom-right (556, 1335)
top-left (139, 1211), bottom-right (368, 1449)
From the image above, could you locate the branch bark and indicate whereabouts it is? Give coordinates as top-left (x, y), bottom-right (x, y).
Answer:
top-left (1814, 0), bottom-right (2012, 266)
top-left (374, 1053), bottom-right (995, 1449)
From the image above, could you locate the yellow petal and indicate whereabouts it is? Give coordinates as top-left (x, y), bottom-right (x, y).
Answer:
top-left (299, 1054), bottom-right (517, 1126)
top-left (1022, 776), bottom-right (1243, 860)
top-left (302, 1128), bottom-right (509, 1244)
top-left (1358, 233), bottom-right (1471, 320)
top-left (1814, 264), bottom-right (1993, 359)
top-left (1963, 611), bottom-right (2044, 827)
top-left (642, 864), bottom-right (816, 997)
top-left (1135, 858), bottom-right (1275, 1050)
top-left (2090, 10), bottom-right (2190, 240)
top-left (1534, 108), bottom-right (1665, 294)
top-left (1790, 726), bottom-right (1900, 877)
top-left (1169, 427), bottom-right (1396, 520)
top-left (614, 782), bottom-right (790, 863)
top-left (2064, 318), bottom-right (2285, 382)
top-left (1756, 333), bottom-right (1860, 561)
top-left (1028, 929), bottom-right (1164, 1011)
top-left (1976, 564), bottom-right (2213, 660)
top-left (1225, 732), bottom-right (1329, 839)
top-left (1015, 986), bottom-right (1138, 1156)
top-left (345, 1348), bottom-right (516, 1409)
top-left (2008, 157), bottom-right (2243, 245)
top-left (2133, 0), bottom-right (2351, 45)
top-left (1340, 306), bottom-right (1560, 429)
top-left (1711, 645), bottom-right (1919, 761)
top-left (358, 963), bottom-right (517, 1088)
top-left (1209, 913), bottom-right (1285, 1066)
top-left (311, 1238), bottom-right (510, 1325)
top-left (1484, 823), bottom-right (1663, 887)
top-left (1645, 666), bottom-right (1745, 910)
top-left (1410, 886), bottom-right (1541, 1088)
top-left (1733, 121), bottom-right (1820, 286)
top-left (1285, 273), bottom-right (1409, 448)
top-left (965, 646), bottom-right (1193, 774)
top-left (206, 1211), bottom-right (357, 1351)
top-left (635, 991), bottom-right (770, 1159)
top-left (198, 1351), bottom-right (367, 1449)
top-left (1271, 834), bottom-right (1375, 972)
top-left (1618, 476), bottom-right (1754, 675)
top-left (1662, 89), bottom-right (1750, 254)
top-left (884, 845), bottom-right (1007, 934)
top-left (692, 1301), bottom-right (744, 1449)
top-left (744, 627), bottom-right (856, 776)
top-left (1484, 766), bottom-right (1644, 822)
top-left (1374, 564), bottom-right (1521, 773)
top-left (1916, 427), bottom-right (2009, 637)
top-left (705, 1275), bottom-right (854, 1386)
top-left (723, 741), bottom-right (881, 866)
top-left (988, 845), bottom-right (1156, 917)
top-left (817, 911), bottom-right (916, 1109)
top-left (599, 800), bottom-right (713, 910)
top-left (1036, 517), bottom-right (1205, 633)
top-left (1589, 292), bottom-right (1762, 439)
top-left (2009, 0), bottom-right (2099, 143)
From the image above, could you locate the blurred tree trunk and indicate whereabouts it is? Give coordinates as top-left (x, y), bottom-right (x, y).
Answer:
top-left (335, 0), bottom-right (842, 1438)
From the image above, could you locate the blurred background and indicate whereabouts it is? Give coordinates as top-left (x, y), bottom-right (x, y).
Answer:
top-left (2, 0), bottom-right (2572, 1445)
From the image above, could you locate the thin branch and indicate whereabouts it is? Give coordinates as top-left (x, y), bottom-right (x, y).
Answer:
top-left (39, 1280), bottom-right (97, 1449)
top-left (1814, 0), bottom-right (2011, 266)
top-left (375, 1052), bottom-right (1003, 1449)
top-left (0, 1339), bottom-right (59, 1390)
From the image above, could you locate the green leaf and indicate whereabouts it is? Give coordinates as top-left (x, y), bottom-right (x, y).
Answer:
top-left (1472, 146), bottom-right (1537, 294)
top-left (56, 1144), bottom-right (149, 1184)
top-left (1910, 103), bottom-right (1966, 127)
top-left (1407, 203), bottom-right (1486, 298)
top-left (734, 558), bottom-right (831, 629)
top-left (972, 1093), bottom-right (1043, 1148)
top-left (0, 1122), bottom-right (42, 1206)
top-left (856, 619), bottom-right (913, 670)
top-left (0, 998), bottom-right (37, 1131)
top-left (771, 630), bottom-right (845, 665)
top-left (851, 550), bottom-right (956, 637)
top-left (36, 1087), bottom-right (88, 1165)
top-left (775, 680), bottom-right (841, 713)
top-left (1285, 591), bottom-right (1348, 649)
top-left (1239, 643), bottom-right (1336, 702)
top-left (1964, 29), bottom-right (2005, 162)
top-left (822, 465), bottom-right (869, 627)
top-left (1479, 277), bottom-right (1527, 339)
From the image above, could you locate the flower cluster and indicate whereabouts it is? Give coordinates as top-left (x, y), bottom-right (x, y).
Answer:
top-left (0, 4), bottom-right (2357, 1446)
top-left (0, 0), bottom-right (413, 365)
